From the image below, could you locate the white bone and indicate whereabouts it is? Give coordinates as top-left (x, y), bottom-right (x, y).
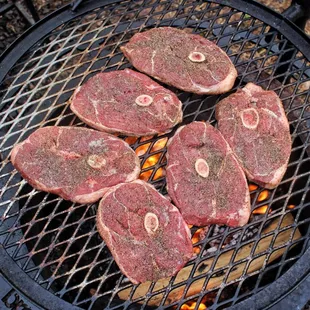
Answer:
top-left (87, 155), bottom-right (107, 169)
top-left (240, 108), bottom-right (259, 129)
top-left (188, 52), bottom-right (206, 63)
top-left (144, 212), bottom-right (159, 234)
top-left (195, 158), bottom-right (209, 178)
top-left (135, 95), bottom-right (153, 106)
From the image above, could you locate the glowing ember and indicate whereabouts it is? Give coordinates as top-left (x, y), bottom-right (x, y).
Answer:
top-left (192, 228), bottom-right (203, 255)
top-left (143, 153), bottom-right (161, 169)
top-left (181, 301), bottom-right (207, 310)
top-left (139, 167), bottom-right (165, 181)
top-left (125, 136), bottom-right (138, 145)
top-left (151, 137), bottom-right (168, 152)
top-left (249, 184), bottom-right (258, 191)
top-left (192, 229), bottom-right (202, 243)
top-left (287, 204), bottom-right (295, 209)
top-left (258, 190), bottom-right (270, 202)
top-left (193, 247), bottom-right (200, 255)
top-left (89, 288), bottom-right (96, 296)
top-left (252, 205), bottom-right (269, 214)
top-left (153, 167), bottom-right (165, 180)
top-left (139, 170), bottom-right (153, 181)
top-left (135, 137), bottom-right (167, 180)
top-left (135, 143), bottom-right (151, 156)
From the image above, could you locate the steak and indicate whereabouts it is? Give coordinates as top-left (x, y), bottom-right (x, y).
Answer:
top-left (215, 83), bottom-right (291, 189)
top-left (96, 180), bottom-right (193, 284)
top-left (166, 122), bottom-right (250, 227)
top-left (70, 69), bottom-right (183, 136)
top-left (121, 27), bottom-right (237, 95)
top-left (11, 126), bottom-right (140, 204)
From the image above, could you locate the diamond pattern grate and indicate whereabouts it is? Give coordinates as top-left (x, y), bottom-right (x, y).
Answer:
top-left (0, 1), bottom-right (310, 309)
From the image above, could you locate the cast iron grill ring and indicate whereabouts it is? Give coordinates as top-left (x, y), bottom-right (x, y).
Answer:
top-left (0, 1), bottom-right (310, 309)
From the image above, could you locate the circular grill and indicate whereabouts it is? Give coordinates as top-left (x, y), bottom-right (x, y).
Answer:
top-left (0, 0), bottom-right (310, 309)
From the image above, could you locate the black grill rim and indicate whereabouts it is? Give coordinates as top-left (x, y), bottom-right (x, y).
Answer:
top-left (0, 245), bottom-right (80, 310)
top-left (0, 0), bottom-right (120, 86)
top-left (230, 245), bottom-right (310, 310)
top-left (1, 0), bottom-right (310, 309)
top-left (2, 0), bottom-right (310, 84)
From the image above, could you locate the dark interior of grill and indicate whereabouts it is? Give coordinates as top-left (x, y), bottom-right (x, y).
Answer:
top-left (1, 1), bottom-right (310, 309)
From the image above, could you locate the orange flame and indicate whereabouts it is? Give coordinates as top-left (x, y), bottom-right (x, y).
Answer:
top-left (151, 137), bottom-right (168, 152)
top-left (192, 228), bottom-right (203, 255)
top-left (287, 204), bottom-right (295, 209)
top-left (135, 137), bottom-right (168, 181)
top-left (193, 247), bottom-right (201, 255)
top-left (153, 167), bottom-right (165, 180)
top-left (258, 190), bottom-right (270, 202)
top-left (135, 143), bottom-right (151, 156)
top-left (192, 229), bottom-right (203, 244)
top-left (139, 154), bottom-right (165, 180)
top-left (142, 153), bottom-right (161, 169)
top-left (249, 184), bottom-right (258, 191)
top-left (252, 205), bottom-right (269, 214)
top-left (139, 170), bottom-right (153, 181)
top-left (125, 136), bottom-right (138, 145)
top-left (181, 301), bottom-right (207, 310)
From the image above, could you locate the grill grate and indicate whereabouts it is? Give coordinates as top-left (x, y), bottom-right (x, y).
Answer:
top-left (0, 1), bottom-right (310, 309)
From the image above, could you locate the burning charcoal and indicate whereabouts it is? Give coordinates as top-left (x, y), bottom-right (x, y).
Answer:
top-left (213, 226), bottom-right (220, 234)
top-left (209, 240), bottom-right (220, 248)
top-left (121, 277), bottom-right (130, 284)
top-left (206, 246), bottom-right (218, 253)
top-left (230, 239), bottom-right (237, 246)
top-left (232, 232), bottom-right (241, 239)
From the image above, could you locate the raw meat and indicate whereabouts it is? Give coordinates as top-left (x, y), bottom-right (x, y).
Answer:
top-left (11, 126), bottom-right (140, 203)
top-left (70, 69), bottom-right (183, 136)
top-left (166, 122), bottom-right (250, 227)
top-left (96, 180), bottom-right (193, 284)
top-left (121, 27), bottom-right (237, 94)
top-left (215, 83), bottom-right (291, 189)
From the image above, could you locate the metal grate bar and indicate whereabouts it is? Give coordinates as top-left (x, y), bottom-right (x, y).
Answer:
top-left (0, 1), bottom-right (310, 309)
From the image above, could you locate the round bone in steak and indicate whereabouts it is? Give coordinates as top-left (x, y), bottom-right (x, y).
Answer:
top-left (121, 27), bottom-right (237, 95)
top-left (96, 180), bottom-right (193, 284)
top-left (11, 126), bottom-right (140, 203)
top-left (70, 69), bottom-right (183, 136)
top-left (166, 122), bottom-right (251, 227)
top-left (215, 83), bottom-right (291, 189)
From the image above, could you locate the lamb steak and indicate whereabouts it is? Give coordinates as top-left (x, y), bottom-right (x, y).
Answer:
top-left (96, 180), bottom-right (193, 284)
top-left (11, 126), bottom-right (140, 203)
top-left (70, 69), bottom-right (183, 136)
top-left (121, 27), bottom-right (237, 94)
top-left (216, 83), bottom-right (291, 189)
top-left (166, 122), bottom-right (250, 227)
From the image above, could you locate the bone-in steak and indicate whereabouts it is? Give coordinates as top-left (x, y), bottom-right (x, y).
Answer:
top-left (70, 69), bottom-right (183, 136)
top-left (121, 27), bottom-right (237, 95)
top-left (96, 180), bottom-right (193, 284)
top-left (166, 122), bottom-right (250, 227)
top-left (11, 127), bottom-right (140, 203)
top-left (216, 83), bottom-right (291, 189)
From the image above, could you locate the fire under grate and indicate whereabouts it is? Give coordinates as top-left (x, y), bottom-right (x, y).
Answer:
top-left (0, 1), bottom-right (310, 309)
